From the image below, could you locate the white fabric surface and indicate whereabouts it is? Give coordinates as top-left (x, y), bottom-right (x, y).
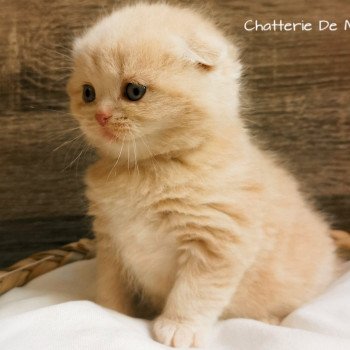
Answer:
top-left (0, 259), bottom-right (349, 350)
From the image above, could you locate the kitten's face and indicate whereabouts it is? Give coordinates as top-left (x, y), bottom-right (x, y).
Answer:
top-left (67, 4), bottom-right (241, 162)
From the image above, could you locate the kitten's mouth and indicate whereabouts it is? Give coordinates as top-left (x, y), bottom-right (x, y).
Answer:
top-left (100, 125), bottom-right (131, 142)
top-left (101, 127), bottom-right (117, 141)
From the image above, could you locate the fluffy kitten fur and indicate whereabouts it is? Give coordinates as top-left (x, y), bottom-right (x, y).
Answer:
top-left (68, 3), bottom-right (338, 348)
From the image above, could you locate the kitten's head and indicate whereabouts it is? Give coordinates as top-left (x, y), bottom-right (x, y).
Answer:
top-left (67, 3), bottom-right (241, 161)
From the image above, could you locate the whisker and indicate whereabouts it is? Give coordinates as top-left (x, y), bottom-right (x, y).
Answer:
top-left (43, 47), bottom-right (73, 62)
top-left (28, 107), bottom-right (75, 117)
top-left (62, 135), bottom-right (86, 172)
top-left (132, 134), bottom-right (140, 176)
top-left (52, 133), bottom-right (84, 152)
top-left (50, 75), bottom-right (71, 83)
top-left (41, 127), bottom-right (82, 143)
top-left (75, 143), bottom-right (92, 176)
top-left (107, 134), bottom-right (126, 181)
top-left (46, 126), bottom-right (81, 138)
top-left (127, 135), bottom-right (130, 174)
top-left (62, 147), bottom-right (85, 172)
top-left (139, 135), bottom-right (159, 174)
top-left (53, 126), bottom-right (82, 135)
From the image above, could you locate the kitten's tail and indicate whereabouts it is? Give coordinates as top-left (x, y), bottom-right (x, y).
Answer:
top-left (331, 230), bottom-right (350, 260)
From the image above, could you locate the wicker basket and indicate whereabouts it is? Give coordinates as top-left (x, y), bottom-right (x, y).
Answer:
top-left (0, 238), bottom-right (96, 296)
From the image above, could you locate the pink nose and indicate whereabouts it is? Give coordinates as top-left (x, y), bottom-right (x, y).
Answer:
top-left (95, 112), bottom-right (112, 126)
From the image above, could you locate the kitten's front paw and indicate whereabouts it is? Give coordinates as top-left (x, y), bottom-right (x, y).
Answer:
top-left (152, 316), bottom-right (208, 348)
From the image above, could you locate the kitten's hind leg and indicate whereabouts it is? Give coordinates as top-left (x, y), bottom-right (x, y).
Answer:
top-left (260, 315), bottom-right (282, 325)
top-left (95, 235), bottom-right (134, 316)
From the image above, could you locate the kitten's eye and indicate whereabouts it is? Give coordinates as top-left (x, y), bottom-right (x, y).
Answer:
top-left (82, 84), bottom-right (96, 103)
top-left (125, 83), bottom-right (146, 101)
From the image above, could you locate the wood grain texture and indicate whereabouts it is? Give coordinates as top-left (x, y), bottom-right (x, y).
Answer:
top-left (0, 0), bottom-right (349, 267)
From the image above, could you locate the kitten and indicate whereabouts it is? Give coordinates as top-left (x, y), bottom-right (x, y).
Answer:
top-left (67, 3), bottom-right (339, 348)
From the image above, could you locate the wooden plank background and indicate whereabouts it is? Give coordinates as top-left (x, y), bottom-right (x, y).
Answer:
top-left (0, 0), bottom-right (349, 267)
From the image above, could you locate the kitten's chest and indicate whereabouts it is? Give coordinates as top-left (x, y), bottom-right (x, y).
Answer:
top-left (88, 169), bottom-right (178, 298)
top-left (118, 219), bottom-right (178, 299)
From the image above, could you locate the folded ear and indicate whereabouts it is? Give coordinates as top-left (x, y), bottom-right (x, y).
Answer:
top-left (171, 34), bottom-right (228, 69)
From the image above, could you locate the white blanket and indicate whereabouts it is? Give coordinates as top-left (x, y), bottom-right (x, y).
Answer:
top-left (0, 260), bottom-right (349, 350)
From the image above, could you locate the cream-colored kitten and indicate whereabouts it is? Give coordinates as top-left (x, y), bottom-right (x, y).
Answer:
top-left (68, 3), bottom-right (338, 348)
